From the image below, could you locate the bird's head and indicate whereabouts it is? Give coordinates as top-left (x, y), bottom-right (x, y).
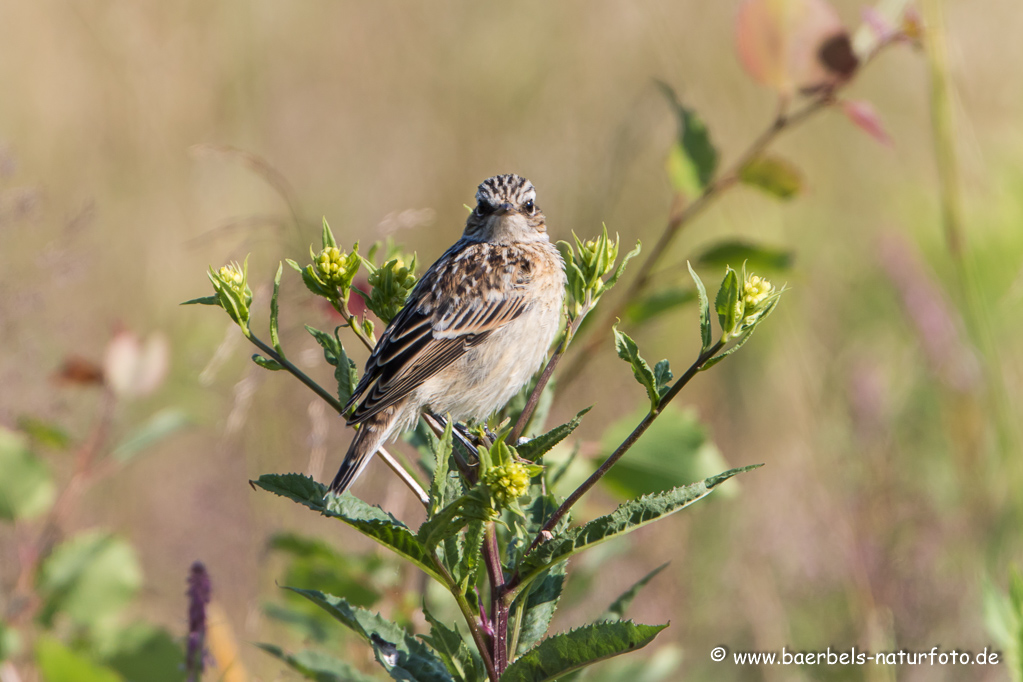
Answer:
top-left (464, 174), bottom-right (548, 244)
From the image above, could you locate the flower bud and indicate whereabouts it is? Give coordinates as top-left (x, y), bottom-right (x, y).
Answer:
top-left (365, 255), bottom-right (418, 323)
top-left (482, 461), bottom-right (531, 507)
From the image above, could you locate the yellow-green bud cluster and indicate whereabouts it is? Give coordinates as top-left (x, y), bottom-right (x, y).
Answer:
top-left (365, 256), bottom-right (417, 324)
top-left (483, 461), bottom-right (531, 507)
top-left (207, 258), bottom-right (253, 332)
top-left (741, 273), bottom-right (774, 327)
top-left (315, 246), bottom-right (350, 286)
top-left (560, 225), bottom-right (637, 319)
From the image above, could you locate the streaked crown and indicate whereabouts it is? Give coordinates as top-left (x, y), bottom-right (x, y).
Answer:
top-left (465, 173), bottom-right (546, 243)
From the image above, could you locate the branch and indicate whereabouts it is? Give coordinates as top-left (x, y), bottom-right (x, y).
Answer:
top-left (523, 339), bottom-right (726, 556)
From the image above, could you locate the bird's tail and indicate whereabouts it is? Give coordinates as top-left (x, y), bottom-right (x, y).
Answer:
top-left (329, 411), bottom-right (393, 495)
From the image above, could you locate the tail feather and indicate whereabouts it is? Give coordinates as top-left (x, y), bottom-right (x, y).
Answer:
top-left (329, 414), bottom-right (391, 494)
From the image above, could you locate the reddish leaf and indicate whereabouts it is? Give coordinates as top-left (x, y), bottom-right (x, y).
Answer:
top-left (54, 356), bottom-right (105, 387)
top-left (736, 0), bottom-right (855, 95)
top-left (841, 99), bottom-right (893, 147)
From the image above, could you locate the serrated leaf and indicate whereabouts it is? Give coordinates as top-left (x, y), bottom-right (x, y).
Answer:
top-left (687, 262), bottom-right (712, 354)
top-left (253, 474), bottom-right (444, 584)
top-left (514, 561), bottom-right (567, 656)
top-left (695, 240), bottom-right (794, 273)
top-left (601, 563), bottom-right (669, 622)
top-left (515, 466), bottom-right (761, 596)
top-left (429, 421), bottom-right (454, 518)
top-left (421, 608), bottom-right (484, 682)
top-left (714, 268), bottom-right (742, 339)
top-left (456, 519), bottom-right (486, 591)
top-left (658, 83), bottom-right (718, 194)
top-left (287, 589), bottom-right (453, 682)
top-left (612, 326), bottom-right (659, 410)
top-left (517, 407), bottom-right (591, 462)
top-left (738, 155), bottom-right (803, 199)
top-left (306, 325), bottom-right (359, 408)
top-left (257, 643), bottom-right (380, 682)
top-left (252, 354), bottom-right (286, 371)
top-left (604, 241), bottom-right (642, 292)
top-left (502, 620), bottom-right (667, 682)
top-left (271, 261), bottom-right (284, 356)
top-left (111, 409), bottom-right (190, 463)
top-left (0, 427), bottom-right (55, 521)
top-left (179, 295), bottom-right (220, 306)
top-left (624, 288), bottom-right (696, 326)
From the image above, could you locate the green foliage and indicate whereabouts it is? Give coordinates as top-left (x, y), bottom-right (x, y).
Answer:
top-left (421, 608), bottom-right (486, 682)
top-left (35, 636), bottom-right (123, 682)
top-left (362, 254), bottom-right (418, 324)
top-left (306, 325), bottom-right (359, 408)
top-left (694, 240), bottom-right (794, 273)
top-left (559, 227), bottom-right (641, 318)
top-left (501, 621), bottom-right (668, 682)
top-left (37, 532), bottom-right (142, 635)
top-left (514, 466), bottom-right (760, 597)
top-left (517, 407), bottom-right (591, 462)
top-left (738, 154), bottom-right (803, 199)
top-left (0, 426), bottom-right (55, 521)
top-left (600, 563), bottom-right (669, 622)
top-left (257, 643), bottom-right (381, 682)
top-left (514, 562), bottom-right (567, 657)
top-left (659, 82), bottom-right (718, 195)
top-left (984, 567), bottom-right (1023, 681)
top-left (288, 589), bottom-right (454, 682)
top-left (193, 256), bottom-right (253, 334)
top-left (612, 326), bottom-right (672, 411)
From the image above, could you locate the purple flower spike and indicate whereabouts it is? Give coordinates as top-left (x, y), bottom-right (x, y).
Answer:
top-left (185, 561), bottom-right (212, 682)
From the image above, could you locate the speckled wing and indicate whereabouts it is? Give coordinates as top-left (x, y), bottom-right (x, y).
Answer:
top-left (344, 241), bottom-right (532, 425)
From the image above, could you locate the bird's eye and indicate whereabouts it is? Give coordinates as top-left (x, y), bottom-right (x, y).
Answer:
top-left (523, 199), bottom-right (535, 213)
top-left (476, 200), bottom-right (492, 216)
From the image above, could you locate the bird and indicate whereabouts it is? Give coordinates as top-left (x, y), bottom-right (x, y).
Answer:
top-left (329, 173), bottom-right (567, 494)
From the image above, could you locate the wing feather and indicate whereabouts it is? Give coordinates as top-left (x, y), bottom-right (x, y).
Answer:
top-left (345, 241), bottom-right (531, 425)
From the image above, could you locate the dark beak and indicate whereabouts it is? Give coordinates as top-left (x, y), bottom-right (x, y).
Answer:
top-left (496, 202), bottom-right (514, 215)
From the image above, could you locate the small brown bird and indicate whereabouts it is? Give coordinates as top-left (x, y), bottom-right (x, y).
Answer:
top-left (330, 174), bottom-right (566, 494)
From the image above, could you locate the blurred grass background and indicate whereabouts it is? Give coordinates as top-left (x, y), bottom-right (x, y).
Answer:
top-left (2, 1), bottom-right (1022, 680)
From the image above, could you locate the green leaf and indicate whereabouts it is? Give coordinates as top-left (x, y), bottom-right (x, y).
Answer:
top-left (714, 267), bottom-right (742, 340)
top-left (417, 485), bottom-right (493, 551)
top-left (257, 643), bottom-right (380, 682)
top-left (306, 326), bottom-right (359, 408)
top-left (687, 262), bottom-right (712, 354)
top-left (700, 295), bottom-right (780, 371)
top-left (287, 589), bottom-right (454, 682)
top-left (36, 636), bottom-right (124, 682)
top-left (517, 407), bottom-right (591, 462)
top-left (429, 421), bottom-right (455, 518)
top-left (270, 533), bottom-right (383, 610)
top-left (0, 426), bottom-right (55, 521)
top-left (254, 474), bottom-right (445, 584)
top-left (600, 407), bottom-right (728, 500)
top-left (322, 217), bottom-right (339, 249)
top-left (456, 519), bottom-right (486, 592)
top-left (271, 261), bottom-right (285, 356)
top-left (653, 360), bottom-right (672, 399)
top-left (604, 240), bottom-right (642, 292)
top-left (38, 532), bottom-right (142, 632)
top-left (103, 623), bottom-right (187, 682)
top-left (601, 563), bottom-right (669, 622)
top-left (624, 287), bottom-right (696, 326)
top-left (658, 82), bottom-right (718, 194)
top-left (422, 608), bottom-right (485, 682)
top-left (695, 240), bottom-right (794, 273)
top-left (179, 295), bottom-right (220, 306)
top-left (253, 354), bottom-right (286, 371)
top-left (17, 417), bottom-right (71, 450)
top-left (514, 561), bottom-right (567, 656)
top-left (612, 325), bottom-right (659, 410)
top-left (501, 621), bottom-right (667, 682)
top-left (110, 409), bottom-right (191, 463)
top-left (515, 466), bottom-right (761, 595)
top-left (738, 155), bottom-right (803, 199)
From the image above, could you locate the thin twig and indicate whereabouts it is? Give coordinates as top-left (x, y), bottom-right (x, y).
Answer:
top-left (431, 557), bottom-right (498, 682)
top-left (247, 334), bottom-right (429, 507)
top-left (522, 339), bottom-right (725, 559)
top-left (482, 523), bottom-right (508, 674)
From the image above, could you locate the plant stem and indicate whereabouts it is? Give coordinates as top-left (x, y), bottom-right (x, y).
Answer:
top-left (248, 333), bottom-right (429, 506)
top-left (524, 339), bottom-right (725, 555)
top-left (336, 299), bottom-right (376, 352)
top-left (482, 522), bottom-right (508, 674)
top-left (560, 96), bottom-right (830, 387)
top-left (432, 558), bottom-right (499, 682)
